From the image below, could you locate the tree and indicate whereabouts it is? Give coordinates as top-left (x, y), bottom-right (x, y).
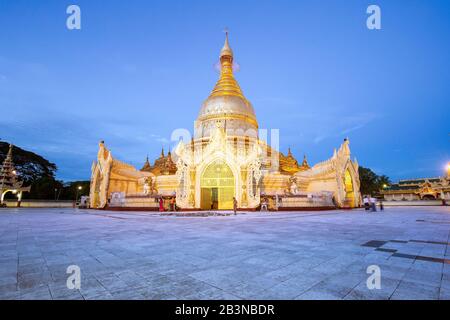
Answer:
top-left (28, 176), bottom-right (63, 200)
top-left (0, 142), bottom-right (57, 184)
top-left (0, 142), bottom-right (90, 200)
top-left (358, 166), bottom-right (391, 196)
top-left (58, 181), bottom-right (91, 201)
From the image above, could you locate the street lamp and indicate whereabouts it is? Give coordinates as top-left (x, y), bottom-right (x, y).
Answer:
top-left (75, 186), bottom-right (82, 203)
top-left (445, 162), bottom-right (450, 178)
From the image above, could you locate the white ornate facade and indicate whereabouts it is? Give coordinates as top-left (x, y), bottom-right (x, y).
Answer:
top-left (90, 33), bottom-right (361, 210)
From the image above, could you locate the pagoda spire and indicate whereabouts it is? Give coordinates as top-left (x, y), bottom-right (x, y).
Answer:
top-left (208, 31), bottom-right (246, 100)
top-left (220, 29), bottom-right (233, 59)
top-left (0, 144), bottom-right (30, 206)
top-left (302, 154), bottom-right (310, 168)
top-left (140, 155), bottom-right (151, 172)
top-left (0, 144), bottom-right (21, 190)
top-left (6, 143), bottom-right (12, 159)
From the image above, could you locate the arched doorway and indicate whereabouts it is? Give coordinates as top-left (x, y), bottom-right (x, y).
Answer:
top-left (421, 194), bottom-right (436, 200)
top-left (200, 159), bottom-right (235, 210)
top-left (344, 169), bottom-right (355, 207)
top-left (1, 190), bottom-right (13, 205)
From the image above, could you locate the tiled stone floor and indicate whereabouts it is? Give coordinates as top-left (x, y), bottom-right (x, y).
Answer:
top-left (0, 206), bottom-right (449, 300)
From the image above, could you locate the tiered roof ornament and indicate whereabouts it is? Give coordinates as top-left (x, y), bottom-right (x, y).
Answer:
top-left (0, 144), bottom-right (30, 207)
top-left (140, 147), bottom-right (177, 175)
top-left (301, 155), bottom-right (310, 169)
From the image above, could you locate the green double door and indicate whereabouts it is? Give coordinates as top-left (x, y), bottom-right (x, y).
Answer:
top-left (200, 159), bottom-right (235, 210)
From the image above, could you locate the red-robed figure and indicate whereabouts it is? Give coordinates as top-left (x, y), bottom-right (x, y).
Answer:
top-left (159, 197), bottom-right (164, 212)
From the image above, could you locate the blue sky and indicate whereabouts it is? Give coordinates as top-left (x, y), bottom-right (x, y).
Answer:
top-left (0, 0), bottom-right (449, 181)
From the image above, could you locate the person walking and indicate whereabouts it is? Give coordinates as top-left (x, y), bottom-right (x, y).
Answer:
top-left (233, 197), bottom-right (238, 215)
top-left (379, 199), bottom-right (384, 211)
top-left (363, 196), bottom-right (370, 211)
top-left (370, 196), bottom-right (377, 212)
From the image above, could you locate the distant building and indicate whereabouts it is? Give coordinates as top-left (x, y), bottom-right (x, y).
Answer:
top-left (382, 163), bottom-right (450, 201)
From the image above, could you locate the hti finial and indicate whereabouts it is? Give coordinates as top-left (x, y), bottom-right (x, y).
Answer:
top-left (7, 144), bottom-right (13, 157)
top-left (220, 28), bottom-right (233, 59)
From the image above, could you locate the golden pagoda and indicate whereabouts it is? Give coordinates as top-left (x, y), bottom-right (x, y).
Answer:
top-left (90, 33), bottom-right (361, 210)
top-left (196, 31), bottom-right (258, 139)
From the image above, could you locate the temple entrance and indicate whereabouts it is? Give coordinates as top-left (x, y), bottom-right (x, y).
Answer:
top-left (200, 160), bottom-right (235, 210)
top-left (344, 169), bottom-right (355, 207)
top-left (421, 194), bottom-right (436, 200)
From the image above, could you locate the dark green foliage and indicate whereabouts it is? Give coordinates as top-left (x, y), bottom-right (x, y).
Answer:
top-left (358, 166), bottom-right (391, 196)
top-left (0, 142), bottom-right (57, 183)
top-left (0, 142), bottom-right (89, 200)
top-left (58, 181), bottom-right (91, 201)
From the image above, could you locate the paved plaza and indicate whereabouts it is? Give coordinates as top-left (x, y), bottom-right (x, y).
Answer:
top-left (0, 206), bottom-right (449, 300)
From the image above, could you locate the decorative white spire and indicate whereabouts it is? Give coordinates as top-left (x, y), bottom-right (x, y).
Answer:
top-left (220, 28), bottom-right (233, 59)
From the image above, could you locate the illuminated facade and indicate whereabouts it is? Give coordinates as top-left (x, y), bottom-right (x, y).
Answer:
top-left (0, 144), bottom-right (30, 206)
top-left (90, 34), bottom-right (361, 210)
top-left (382, 164), bottom-right (450, 201)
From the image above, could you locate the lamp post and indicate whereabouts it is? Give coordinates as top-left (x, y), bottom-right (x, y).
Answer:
top-left (75, 186), bottom-right (82, 206)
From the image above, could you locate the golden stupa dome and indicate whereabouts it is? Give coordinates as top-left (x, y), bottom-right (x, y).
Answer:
top-left (196, 32), bottom-right (258, 138)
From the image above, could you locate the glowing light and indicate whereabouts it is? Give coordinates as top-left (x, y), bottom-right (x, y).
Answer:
top-left (78, 186), bottom-right (82, 190)
top-left (12, 170), bottom-right (16, 175)
top-left (383, 184), bottom-right (388, 189)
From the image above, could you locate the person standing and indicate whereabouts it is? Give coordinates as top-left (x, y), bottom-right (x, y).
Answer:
top-left (363, 196), bottom-right (369, 211)
top-left (159, 197), bottom-right (164, 212)
top-left (379, 199), bottom-right (384, 211)
top-left (170, 197), bottom-right (176, 212)
top-left (370, 197), bottom-right (377, 212)
top-left (233, 197), bottom-right (238, 215)
top-left (261, 198), bottom-right (268, 212)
